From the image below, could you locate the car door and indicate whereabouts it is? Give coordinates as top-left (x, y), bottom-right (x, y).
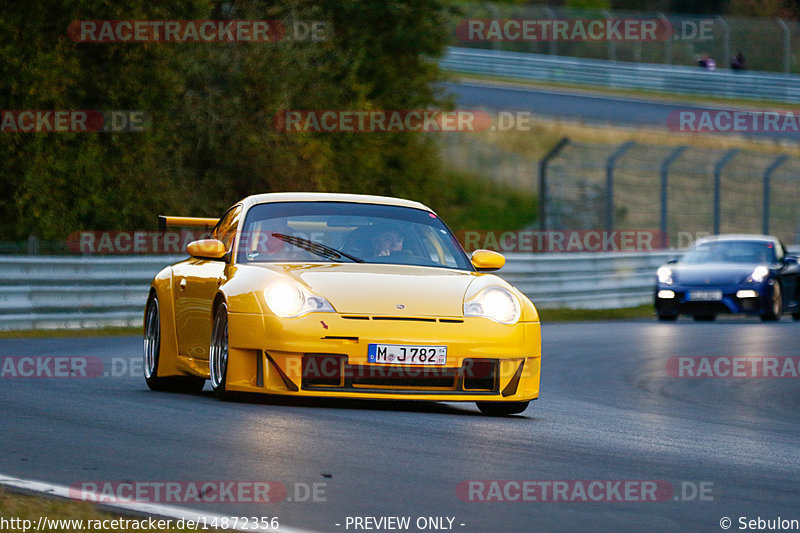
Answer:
top-left (777, 241), bottom-right (799, 308)
top-left (173, 205), bottom-right (242, 360)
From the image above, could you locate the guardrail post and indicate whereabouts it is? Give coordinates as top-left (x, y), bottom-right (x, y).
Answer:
top-left (713, 149), bottom-right (740, 234)
top-left (542, 7), bottom-right (558, 56)
top-left (539, 137), bottom-right (570, 231)
top-left (660, 146), bottom-right (688, 248)
top-left (716, 17), bottom-right (730, 70)
top-left (27, 235), bottom-right (39, 255)
top-left (776, 18), bottom-right (791, 74)
top-left (762, 155), bottom-right (789, 234)
top-left (658, 13), bottom-right (672, 64)
top-left (605, 141), bottom-right (635, 232)
top-left (485, 3), bottom-right (501, 52)
top-left (603, 11), bottom-right (615, 61)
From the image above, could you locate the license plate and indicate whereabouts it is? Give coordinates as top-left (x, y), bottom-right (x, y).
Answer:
top-left (367, 344), bottom-right (447, 365)
top-left (689, 290), bottom-right (722, 301)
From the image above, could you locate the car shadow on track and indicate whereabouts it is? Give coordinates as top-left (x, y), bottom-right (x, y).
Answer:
top-left (138, 387), bottom-right (535, 418)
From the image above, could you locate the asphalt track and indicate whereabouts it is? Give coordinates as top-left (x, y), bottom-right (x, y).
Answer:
top-left (2, 319), bottom-right (799, 533)
top-left (445, 81), bottom-right (800, 140)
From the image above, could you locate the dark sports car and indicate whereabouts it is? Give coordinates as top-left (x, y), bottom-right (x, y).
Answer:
top-left (654, 235), bottom-right (800, 321)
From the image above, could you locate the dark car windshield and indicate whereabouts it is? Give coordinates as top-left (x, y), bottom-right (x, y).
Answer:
top-left (681, 240), bottom-right (776, 265)
top-left (236, 201), bottom-right (472, 270)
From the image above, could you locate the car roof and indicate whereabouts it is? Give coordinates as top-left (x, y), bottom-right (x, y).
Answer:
top-left (238, 192), bottom-right (432, 212)
top-left (695, 234), bottom-right (778, 245)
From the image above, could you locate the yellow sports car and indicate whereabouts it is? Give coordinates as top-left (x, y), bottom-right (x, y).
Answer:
top-left (143, 193), bottom-right (541, 415)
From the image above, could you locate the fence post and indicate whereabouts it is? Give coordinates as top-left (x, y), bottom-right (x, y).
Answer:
top-left (603, 11), bottom-right (616, 61)
top-left (763, 155), bottom-right (789, 234)
top-left (539, 137), bottom-right (570, 231)
top-left (776, 18), bottom-right (791, 74)
top-left (542, 7), bottom-right (558, 56)
top-left (605, 141), bottom-right (635, 232)
top-left (713, 149), bottom-right (740, 234)
top-left (716, 16), bottom-right (730, 70)
top-left (660, 146), bottom-right (688, 248)
top-left (485, 3), bottom-right (501, 52)
top-left (658, 13), bottom-right (672, 64)
top-left (27, 235), bottom-right (40, 255)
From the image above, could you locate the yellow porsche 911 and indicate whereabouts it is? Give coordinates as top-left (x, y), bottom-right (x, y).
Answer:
top-left (143, 193), bottom-right (541, 415)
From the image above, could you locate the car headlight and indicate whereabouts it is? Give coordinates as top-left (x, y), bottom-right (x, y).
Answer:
top-left (264, 280), bottom-right (335, 318)
top-left (657, 266), bottom-right (673, 285)
top-left (464, 287), bottom-right (521, 325)
top-left (747, 265), bottom-right (769, 283)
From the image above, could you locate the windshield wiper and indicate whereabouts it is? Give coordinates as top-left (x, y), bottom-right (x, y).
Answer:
top-left (271, 233), bottom-right (364, 263)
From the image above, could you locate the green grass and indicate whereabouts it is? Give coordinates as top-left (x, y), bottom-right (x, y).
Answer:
top-left (538, 304), bottom-right (654, 322)
top-left (0, 488), bottom-right (230, 532)
top-left (431, 170), bottom-right (537, 232)
top-left (0, 326), bottom-right (141, 339)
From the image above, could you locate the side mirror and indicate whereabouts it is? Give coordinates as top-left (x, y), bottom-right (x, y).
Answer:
top-left (783, 255), bottom-right (798, 266)
top-left (667, 258), bottom-right (678, 264)
top-left (187, 239), bottom-right (227, 260)
top-left (471, 249), bottom-right (505, 271)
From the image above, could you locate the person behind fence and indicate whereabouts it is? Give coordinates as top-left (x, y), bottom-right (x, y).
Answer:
top-left (730, 52), bottom-right (746, 71)
top-left (698, 53), bottom-right (716, 71)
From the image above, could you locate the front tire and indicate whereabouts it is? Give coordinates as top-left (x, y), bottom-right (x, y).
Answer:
top-left (143, 294), bottom-right (205, 393)
top-left (761, 283), bottom-right (782, 322)
top-left (209, 302), bottom-right (231, 400)
top-left (476, 401), bottom-right (530, 416)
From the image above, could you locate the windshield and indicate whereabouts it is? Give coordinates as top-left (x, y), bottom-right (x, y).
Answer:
top-left (236, 201), bottom-right (472, 270)
top-left (681, 240), bottom-right (776, 265)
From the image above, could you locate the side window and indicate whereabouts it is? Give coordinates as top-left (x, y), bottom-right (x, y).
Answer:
top-left (214, 205), bottom-right (242, 253)
top-left (776, 241), bottom-right (786, 261)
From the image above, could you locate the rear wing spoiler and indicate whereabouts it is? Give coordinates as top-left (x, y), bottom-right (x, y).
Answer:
top-left (158, 216), bottom-right (219, 231)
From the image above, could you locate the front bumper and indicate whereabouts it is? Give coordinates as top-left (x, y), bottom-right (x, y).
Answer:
top-left (654, 281), bottom-right (773, 316)
top-left (222, 312), bottom-right (541, 402)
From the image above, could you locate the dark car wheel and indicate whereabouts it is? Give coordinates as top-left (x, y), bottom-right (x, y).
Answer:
top-left (761, 283), bottom-right (782, 322)
top-left (476, 401), bottom-right (530, 416)
top-left (693, 314), bottom-right (716, 322)
top-left (143, 294), bottom-right (205, 393)
top-left (209, 301), bottom-right (232, 400)
top-left (793, 312), bottom-right (800, 321)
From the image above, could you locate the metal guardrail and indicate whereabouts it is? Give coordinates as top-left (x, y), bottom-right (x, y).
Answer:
top-left (0, 256), bottom-right (183, 331)
top-left (0, 252), bottom-right (676, 331)
top-left (502, 251), bottom-right (673, 309)
top-left (441, 47), bottom-right (800, 103)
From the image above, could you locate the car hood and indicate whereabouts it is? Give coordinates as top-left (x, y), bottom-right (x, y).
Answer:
top-left (671, 263), bottom-right (759, 285)
top-left (252, 263), bottom-right (480, 316)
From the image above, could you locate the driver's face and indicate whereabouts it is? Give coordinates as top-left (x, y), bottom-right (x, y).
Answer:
top-left (377, 231), bottom-right (403, 253)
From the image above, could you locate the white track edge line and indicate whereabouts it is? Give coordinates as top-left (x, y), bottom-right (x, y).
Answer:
top-left (0, 474), bottom-right (319, 533)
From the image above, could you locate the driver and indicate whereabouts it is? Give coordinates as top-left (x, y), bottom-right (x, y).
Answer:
top-left (374, 229), bottom-right (404, 257)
